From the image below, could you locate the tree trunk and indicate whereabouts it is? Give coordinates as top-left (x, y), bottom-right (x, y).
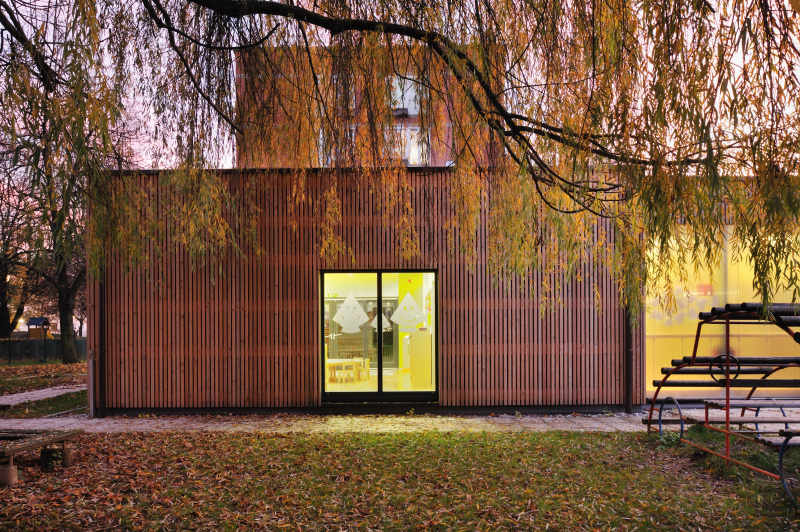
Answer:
top-left (57, 274), bottom-right (79, 364)
top-left (58, 304), bottom-right (79, 364)
top-left (0, 262), bottom-right (25, 338)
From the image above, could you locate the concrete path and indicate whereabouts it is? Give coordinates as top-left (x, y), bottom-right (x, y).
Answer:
top-left (0, 384), bottom-right (86, 406)
top-left (0, 385), bottom-right (647, 433)
top-left (0, 411), bottom-right (645, 433)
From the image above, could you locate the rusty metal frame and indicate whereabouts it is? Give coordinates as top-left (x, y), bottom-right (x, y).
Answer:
top-left (647, 306), bottom-right (800, 500)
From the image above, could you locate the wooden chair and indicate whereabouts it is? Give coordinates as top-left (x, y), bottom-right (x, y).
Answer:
top-left (337, 360), bottom-right (356, 383)
top-left (359, 357), bottom-right (371, 380)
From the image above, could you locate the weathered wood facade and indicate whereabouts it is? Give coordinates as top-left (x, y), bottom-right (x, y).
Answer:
top-left (87, 168), bottom-right (645, 414)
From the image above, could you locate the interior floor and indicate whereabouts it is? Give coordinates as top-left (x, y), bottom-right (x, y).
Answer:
top-left (324, 369), bottom-right (434, 393)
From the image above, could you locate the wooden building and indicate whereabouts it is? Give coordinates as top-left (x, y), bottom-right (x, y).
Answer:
top-left (87, 168), bottom-right (645, 415)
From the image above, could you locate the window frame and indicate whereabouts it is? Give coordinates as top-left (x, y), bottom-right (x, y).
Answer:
top-left (320, 269), bottom-right (439, 403)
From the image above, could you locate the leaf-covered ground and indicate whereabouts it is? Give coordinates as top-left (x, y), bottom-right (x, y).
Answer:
top-left (0, 390), bottom-right (88, 418)
top-left (0, 363), bottom-right (86, 396)
top-left (1, 431), bottom-right (797, 530)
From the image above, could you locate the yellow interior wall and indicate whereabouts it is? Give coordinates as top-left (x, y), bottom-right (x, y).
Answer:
top-left (646, 230), bottom-right (799, 395)
top-left (397, 273), bottom-right (424, 370)
top-left (324, 273), bottom-right (378, 298)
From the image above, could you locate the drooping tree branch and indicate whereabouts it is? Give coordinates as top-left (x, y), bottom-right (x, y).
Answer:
top-left (143, 0), bottom-right (646, 214)
top-left (50, 0), bottom-right (800, 317)
top-left (0, 0), bottom-right (60, 92)
top-left (142, 0), bottom-right (244, 135)
top-left (176, 0), bottom-right (720, 174)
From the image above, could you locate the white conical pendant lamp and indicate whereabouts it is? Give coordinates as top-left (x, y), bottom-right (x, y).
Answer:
top-left (333, 293), bottom-right (369, 333)
top-left (390, 292), bottom-right (424, 332)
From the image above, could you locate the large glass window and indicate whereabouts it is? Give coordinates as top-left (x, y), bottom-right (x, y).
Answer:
top-left (323, 273), bottom-right (379, 392)
top-left (322, 271), bottom-right (436, 395)
top-left (381, 272), bottom-right (436, 392)
top-left (646, 230), bottom-right (798, 395)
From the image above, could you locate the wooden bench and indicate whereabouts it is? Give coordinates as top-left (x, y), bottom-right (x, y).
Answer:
top-left (642, 415), bottom-right (800, 426)
top-left (0, 429), bottom-right (84, 485)
top-left (694, 399), bottom-right (800, 431)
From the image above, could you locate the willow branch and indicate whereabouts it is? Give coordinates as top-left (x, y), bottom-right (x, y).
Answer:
top-left (182, 0), bottom-right (711, 175)
top-left (0, 0), bottom-right (60, 92)
top-left (143, 0), bottom-right (243, 135)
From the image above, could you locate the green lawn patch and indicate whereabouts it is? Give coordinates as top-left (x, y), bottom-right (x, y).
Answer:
top-left (666, 424), bottom-right (800, 491)
top-left (0, 390), bottom-right (88, 419)
top-left (0, 362), bottom-right (86, 395)
top-left (1, 431), bottom-right (797, 529)
top-left (2, 360), bottom-right (62, 367)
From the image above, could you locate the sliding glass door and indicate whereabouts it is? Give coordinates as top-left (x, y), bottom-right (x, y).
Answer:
top-left (381, 272), bottom-right (436, 392)
top-left (321, 271), bottom-right (437, 400)
top-left (322, 273), bottom-right (379, 393)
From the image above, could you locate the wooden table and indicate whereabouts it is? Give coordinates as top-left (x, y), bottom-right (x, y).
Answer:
top-left (326, 358), bottom-right (368, 382)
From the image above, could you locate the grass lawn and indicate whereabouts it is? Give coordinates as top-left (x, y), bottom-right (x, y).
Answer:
top-left (0, 362), bottom-right (86, 396)
top-left (0, 390), bottom-right (88, 418)
top-left (1, 431), bottom-right (798, 530)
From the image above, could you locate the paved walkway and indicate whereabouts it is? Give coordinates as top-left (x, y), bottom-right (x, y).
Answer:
top-left (8, 385), bottom-right (795, 434)
top-left (0, 411), bottom-right (646, 433)
top-left (0, 384), bottom-right (649, 433)
top-left (0, 384), bottom-right (86, 406)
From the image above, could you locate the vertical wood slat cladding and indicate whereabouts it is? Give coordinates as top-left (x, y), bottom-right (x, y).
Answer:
top-left (88, 168), bottom-right (645, 410)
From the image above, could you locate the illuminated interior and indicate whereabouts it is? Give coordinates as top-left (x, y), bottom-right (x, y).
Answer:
top-left (322, 272), bottom-right (436, 394)
top-left (646, 231), bottom-right (798, 397)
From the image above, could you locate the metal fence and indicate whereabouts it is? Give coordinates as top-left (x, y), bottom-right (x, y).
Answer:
top-left (0, 338), bottom-right (87, 363)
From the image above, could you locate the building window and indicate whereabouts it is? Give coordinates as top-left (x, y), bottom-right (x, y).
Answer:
top-left (646, 227), bottom-right (797, 396)
top-left (391, 76), bottom-right (419, 117)
top-left (322, 271), bottom-right (436, 395)
top-left (396, 126), bottom-right (429, 166)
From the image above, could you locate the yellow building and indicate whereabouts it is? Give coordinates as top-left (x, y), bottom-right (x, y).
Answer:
top-left (25, 317), bottom-right (55, 340)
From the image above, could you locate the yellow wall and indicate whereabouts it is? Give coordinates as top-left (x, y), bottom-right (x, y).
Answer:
top-left (646, 231), bottom-right (799, 395)
top-left (27, 328), bottom-right (55, 340)
top-left (391, 273), bottom-right (424, 369)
